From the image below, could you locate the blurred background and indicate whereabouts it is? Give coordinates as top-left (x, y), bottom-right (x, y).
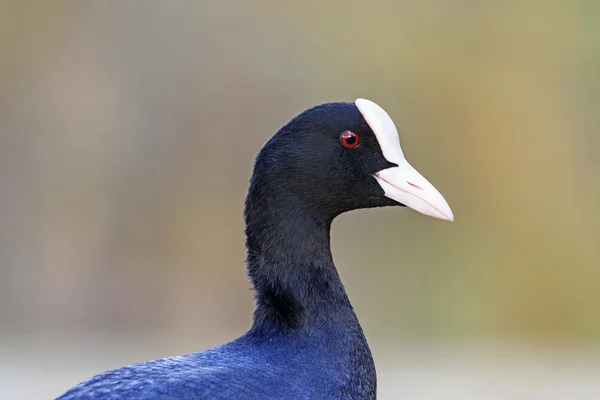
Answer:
top-left (1, 1), bottom-right (599, 398)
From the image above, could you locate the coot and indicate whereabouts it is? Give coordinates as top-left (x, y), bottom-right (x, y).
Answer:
top-left (57, 99), bottom-right (453, 400)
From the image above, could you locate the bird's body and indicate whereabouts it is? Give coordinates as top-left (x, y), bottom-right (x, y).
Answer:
top-left (61, 325), bottom-right (373, 399)
top-left (57, 99), bottom-right (452, 399)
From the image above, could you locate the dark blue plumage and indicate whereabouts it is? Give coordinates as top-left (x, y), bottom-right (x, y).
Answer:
top-left (57, 100), bottom-right (453, 399)
top-left (59, 325), bottom-right (373, 399)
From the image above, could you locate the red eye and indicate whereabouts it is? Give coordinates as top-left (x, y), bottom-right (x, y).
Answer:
top-left (340, 131), bottom-right (359, 148)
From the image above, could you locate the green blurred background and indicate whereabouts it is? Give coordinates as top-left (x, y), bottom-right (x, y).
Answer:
top-left (1, 1), bottom-right (599, 398)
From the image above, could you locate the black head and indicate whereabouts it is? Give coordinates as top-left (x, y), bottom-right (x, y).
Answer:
top-left (245, 98), bottom-right (453, 238)
top-left (246, 102), bottom-right (400, 222)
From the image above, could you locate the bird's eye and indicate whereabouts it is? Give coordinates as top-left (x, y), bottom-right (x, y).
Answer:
top-left (340, 131), bottom-right (359, 148)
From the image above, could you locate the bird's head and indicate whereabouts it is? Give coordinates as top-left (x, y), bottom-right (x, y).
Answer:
top-left (248, 99), bottom-right (453, 222)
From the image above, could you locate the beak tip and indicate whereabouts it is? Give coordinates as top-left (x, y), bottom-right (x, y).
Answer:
top-left (436, 210), bottom-right (454, 222)
top-left (430, 202), bottom-right (453, 222)
top-left (441, 206), bottom-right (454, 222)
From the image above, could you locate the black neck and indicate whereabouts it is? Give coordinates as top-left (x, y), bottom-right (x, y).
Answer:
top-left (244, 185), bottom-right (357, 335)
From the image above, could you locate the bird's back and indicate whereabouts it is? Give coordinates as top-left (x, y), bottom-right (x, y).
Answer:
top-left (57, 331), bottom-right (368, 400)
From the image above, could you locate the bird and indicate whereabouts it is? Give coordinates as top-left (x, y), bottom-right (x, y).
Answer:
top-left (56, 98), bottom-right (453, 400)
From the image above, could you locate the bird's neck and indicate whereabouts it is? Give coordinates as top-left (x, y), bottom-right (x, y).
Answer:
top-left (242, 166), bottom-right (376, 397)
top-left (244, 205), bottom-right (376, 393)
top-left (244, 196), bottom-right (359, 334)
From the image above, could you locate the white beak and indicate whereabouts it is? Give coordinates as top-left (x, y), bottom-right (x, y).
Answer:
top-left (356, 98), bottom-right (454, 222)
top-left (374, 162), bottom-right (454, 221)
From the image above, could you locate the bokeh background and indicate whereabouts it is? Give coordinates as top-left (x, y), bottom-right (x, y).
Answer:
top-left (1, 1), bottom-right (599, 398)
